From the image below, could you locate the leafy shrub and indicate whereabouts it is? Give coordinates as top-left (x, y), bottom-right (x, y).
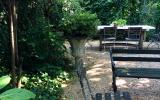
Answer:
top-left (112, 19), bottom-right (127, 26)
top-left (61, 11), bottom-right (101, 38)
top-left (37, 64), bottom-right (72, 78)
top-left (0, 0), bottom-right (69, 72)
top-left (0, 1), bottom-right (74, 99)
top-left (0, 76), bottom-right (35, 100)
top-left (16, 1), bottom-right (69, 72)
top-left (24, 74), bottom-right (61, 100)
top-left (0, 11), bottom-right (10, 68)
top-left (24, 65), bottom-right (71, 100)
top-left (0, 66), bottom-right (9, 76)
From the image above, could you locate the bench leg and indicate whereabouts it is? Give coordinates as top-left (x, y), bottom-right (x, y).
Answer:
top-left (112, 74), bottom-right (117, 92)
top-left (112, 82), bottom-right (117, 92)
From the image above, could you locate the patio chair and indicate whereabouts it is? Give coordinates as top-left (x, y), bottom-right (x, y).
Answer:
top-left (147, 32), bottom-right (160, 48)
top-left (101, 27), bottom-right (117, 49)
top-left (125, 27), bottom-right (142, 49)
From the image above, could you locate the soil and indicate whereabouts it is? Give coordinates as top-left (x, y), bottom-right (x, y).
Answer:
top-left (61, 41), bottom-right (160, 100)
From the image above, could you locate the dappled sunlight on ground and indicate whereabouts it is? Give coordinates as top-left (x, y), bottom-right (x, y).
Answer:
top-left (116, 61), bottom-right (136, 67)
top-left (88, 71), bottom-right (105, 77)
top-left (139, 79), bottom-right (150, 84)
top-left (61, 79), bottom-right (83, 100)
top-left (117, 78), bottom-right (152, 89)
top-left (87, 65), bottom-right (109, 81)
top-left (92, 63), bottom-right (105, 68)
top-left (117, 79), bottom-right (127, 85)
top-left (89, 78), bottom-right (101, 82)
top-left (62, 41), bottom-right (160, 100)
top-left (86, 56), bottom-right (94, 59)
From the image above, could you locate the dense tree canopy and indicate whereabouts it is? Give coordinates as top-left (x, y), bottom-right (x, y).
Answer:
top-left (81, 0), bottom-right (160, 27)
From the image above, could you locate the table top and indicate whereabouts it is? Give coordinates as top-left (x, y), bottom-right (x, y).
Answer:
top-left (97, 25), bottom-right (155, 31)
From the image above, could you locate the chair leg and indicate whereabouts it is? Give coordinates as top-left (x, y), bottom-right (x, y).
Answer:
top-left (112, 82), bottom-right (117, 92)
top-left (136, 41), bottom-right (139, 49)
top-left (113, 40), bottom-right (115, 49)
top-left (104, 44), bottom-right (106, 50)
top-left (125, 41), bottom-right (128, 49)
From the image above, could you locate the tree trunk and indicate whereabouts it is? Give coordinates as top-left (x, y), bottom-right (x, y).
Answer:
top-left (8, 0), bottom-right (18, 87)
top-left (12, 0), bottom-right (22, 88)
top-left (69, 38), bottom-right (91, 100)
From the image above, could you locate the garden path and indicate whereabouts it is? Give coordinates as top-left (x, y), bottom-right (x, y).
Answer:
top-left (62, 41), bottom-right (160, 100)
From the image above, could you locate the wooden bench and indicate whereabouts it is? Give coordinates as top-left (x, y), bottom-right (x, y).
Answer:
top-left (109, 49), bottom-right (160, 92)
top-left (96, 91), bottom-right (131, 100)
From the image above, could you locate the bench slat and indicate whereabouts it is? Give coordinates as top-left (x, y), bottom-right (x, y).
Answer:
top-left (105, 93), bottom-right (111, 100)
top-left (110, 49), bottom-right (160, 93)
top-left (113, 57), bottom-right (160, 62)
top-left (116, 68), bottom-right (160, 79)
top-left (123, 92), bottom-right (132, 100)
top-left (96, 93), bottom-right (102, 100)
top-left (114, 91), bottom-right (121, 100)
top-left (111, 49), bottom-right (160, 54)
top-left (96, 92), bottom-right (132, 100)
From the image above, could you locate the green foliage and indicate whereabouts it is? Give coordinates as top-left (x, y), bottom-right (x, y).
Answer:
top-left (40, 0), bottom-right (64, 30)
top-left (0, 0), bottom-right (69, 70)
top-left (0, 76), bottom-right (11, 90)
top-left (126, 0), bottom-right (141, 24)
top-left (61, 11), bottom-right (101, 38)
top-left (0, 10), bottom-right (10, 68)
top-left (144, 1), bottom-right (160, 32)
top-left (13, 0), bottom-right (69, 71)
top-left (82, 0), bottom-right (142, 24)
top-left (0, 76), bottom-right (35, 100)
top-left (112, 19), bottom-right (127, 26)
top-left (61, 0), bottom-right (82, 15)
top-left (139, 1), bottom-right (158, 25)
top-left (24, 66), bottom-right (71, 100)
top-left (60, 0), bottom-right (101, 38)
top-left (0, 88), bottom-right (36, 100)
top-left (0, 66), bottom-right (9, 76)
top-left (0, 1), bottom-right (74, 99)
top-left (82, 0), bottom-right (117, 24)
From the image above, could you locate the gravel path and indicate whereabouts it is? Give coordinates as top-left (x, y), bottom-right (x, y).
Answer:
top-left (62, 41), bottom-right (160, 100)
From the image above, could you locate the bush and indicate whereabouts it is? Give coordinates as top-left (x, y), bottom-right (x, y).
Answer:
top-left (0, 66), bottom-right (9, 76)
top-left (112, 19), bottom-right (127, 26)
top-left (23, 65), bottom-right (71, 100)
top-left (61, 11), bottom-right (101, 38)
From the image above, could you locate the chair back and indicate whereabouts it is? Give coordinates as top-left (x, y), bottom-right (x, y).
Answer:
top-left (127, 27), bottom-right (142, 40)
top-left (103, 27), bottom-right (117, 39)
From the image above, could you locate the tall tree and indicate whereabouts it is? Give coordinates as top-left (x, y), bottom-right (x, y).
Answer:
top-left (8, 0), bottom-right (18, 87)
